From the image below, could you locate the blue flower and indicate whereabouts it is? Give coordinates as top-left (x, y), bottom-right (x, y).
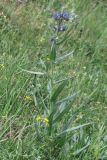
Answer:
top-left (53, 12), bottom-right (62, 20)
top-left (54, 25), bottom-right (67, 32)
top-left (62, 12), bottom-right (70, 21)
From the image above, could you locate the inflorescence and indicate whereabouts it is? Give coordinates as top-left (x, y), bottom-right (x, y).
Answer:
top-left (53, 11), bottom-right (76, 32)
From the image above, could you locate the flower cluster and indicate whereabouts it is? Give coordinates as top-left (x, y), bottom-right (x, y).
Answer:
top-left (54, 24), bottom-right (67, 32)
top-left (53, 11), bottom-right (76, 32)
top-left (24, 95), bottom-right (32, 101)
top-left (53, 12), bottom-right (70, 21)
top-left (36, 116), bottom-right (49, 125)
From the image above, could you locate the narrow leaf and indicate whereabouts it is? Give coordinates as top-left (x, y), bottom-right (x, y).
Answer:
top-left (56, 92), bottom-right (79, 106)
top-left (50, 41), bottom-right (56, 61)
top-left (55, 51), bottom-right (74, 63)
top-left (21, 68), bottom-right (46, 76)
top-left (57, 123), bottom-right (93, 137)
top-left (51, 81), bottom-right (67, 102)
top-left (54, 76), bottom-right (73, 84)
top-left (53, 93), bottom-right (78, 123)
top-left (73, 142), bottom-right (90, 156)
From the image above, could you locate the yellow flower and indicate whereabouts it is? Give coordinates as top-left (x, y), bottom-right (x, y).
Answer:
top-left (36, 116), bottom-right (49, 125)
top-left (43, 118), bottom-right (49, 125)
top-left (24, 96), bottom-right (32, 101)
top-left (0, 64), bottom-right (5, 70)
top-left (36, 116), bottom-right (42, 121)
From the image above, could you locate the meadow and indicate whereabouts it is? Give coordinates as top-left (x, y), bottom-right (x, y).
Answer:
top-left (0, 0), bottom-right (107, 159)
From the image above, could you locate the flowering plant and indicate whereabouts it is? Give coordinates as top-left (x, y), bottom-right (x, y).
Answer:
top-left (22, 11), bottom-right (92, 159)
top-left (53, 11), bottom-right (76, 32)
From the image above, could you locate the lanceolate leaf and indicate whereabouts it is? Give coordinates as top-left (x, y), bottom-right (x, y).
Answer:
top-left (57, 123), bottom-right (93, 137)
top-left (21, 68), bottom-right (46, 76)
top-left (54, 76), bottom-right (73, 84)
top-left (56, 92), bottom-right (79, 106)
top-left (53, 93), bottom-right (78, 123)
top-left (55, 51), bottom-right (74, 63)
top-left (51, 81), bottom-right (67, 103)
top-left (56, 28), bottom-right (71, 45)
top-left (50, 41), bottom-right (56, 61)
top-left (73, 142), bottom-right (90, 156)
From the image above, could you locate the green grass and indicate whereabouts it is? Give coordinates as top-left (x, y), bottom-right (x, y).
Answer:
top-left (0, 0), bottom-right (107, 159)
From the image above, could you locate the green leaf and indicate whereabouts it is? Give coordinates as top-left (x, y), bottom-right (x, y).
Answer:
top-left (57, 123), bottom-right (93, 137)
top-left (56, 92), bottom-right (79, 106)
top-left (21, 68), bottom-right (46, 76)
top-left (73, 142), bottom-right (90, 156)
top-left (53, 103), bottom-right (71, 123)
top-left (53, 93), bottom-right (78, 123)
top-left (55, 51), bottom-right (74, 64)
top-left (54, 76), bottom-right (73, 84)
top-left (48, 103), bottom-right (55, 136)
top-left (51, 81), bottom-right (67, 103)
top-left (56, 28), bottom-right (71, 45)
top-left (50, 41), bottom-right (56, 61)
top-left (47, 80), bottom-right (52, 95)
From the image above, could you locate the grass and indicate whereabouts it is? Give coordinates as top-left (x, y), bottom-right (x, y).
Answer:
top-left (0, 0), bottom-right (107, 159)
